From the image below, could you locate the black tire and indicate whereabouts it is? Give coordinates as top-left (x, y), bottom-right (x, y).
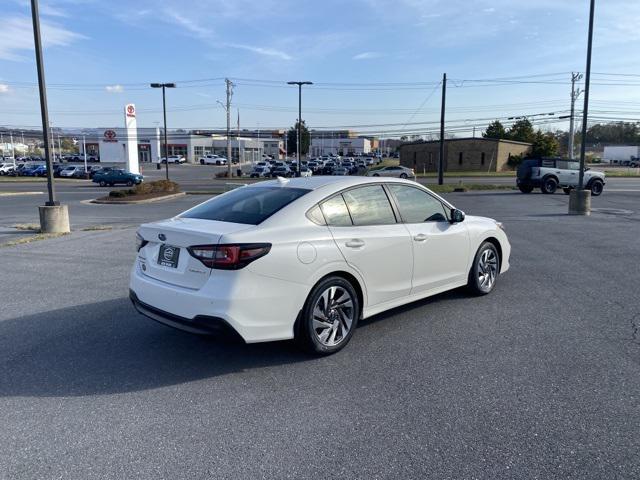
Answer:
top-left (540, 176), bottom-right (558, 194)
top-left (200, 159), bottom-right (205, 165)
top-left (563, 187), bottom-right (572, 195)
top-left (372, 173), bottom-right (380, 177)
top-left (296, 276), bottom-right (360, 355)
top-left (518, 184), bottom-right (534, 193)
top-left (126, 180), bottom-right (133, 187)
top-left (590, 179), bottom-right (604, 196)
top-left (468, 242), bottom-right (500, 295)
top-left (400, 173), bottom-right (408, 179)
top-left (99, 180), bottom-right (106, 187)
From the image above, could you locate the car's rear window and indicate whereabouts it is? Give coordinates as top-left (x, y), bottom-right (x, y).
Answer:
top-left (181, 186), bottom-right (310, 225)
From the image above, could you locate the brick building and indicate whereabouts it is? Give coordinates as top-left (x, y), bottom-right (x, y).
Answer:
top-left (400, 138), bottom-right (532, 173)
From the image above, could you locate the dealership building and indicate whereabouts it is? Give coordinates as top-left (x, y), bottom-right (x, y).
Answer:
top-left (78, 128), bottom-right (266, 164)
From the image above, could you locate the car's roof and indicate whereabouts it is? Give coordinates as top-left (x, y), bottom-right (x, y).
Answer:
top-left (251, 175), bottom-right (417, 191)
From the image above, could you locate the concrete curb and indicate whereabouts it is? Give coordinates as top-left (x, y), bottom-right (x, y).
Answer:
top-left (89, 192), bottom-right (186, 205)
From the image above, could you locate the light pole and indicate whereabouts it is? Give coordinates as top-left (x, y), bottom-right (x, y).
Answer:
top-left (569, 0), bottom-right (595, 215)
top-left (31, 0), bottom-right (70, 233)
top-left (150, 82), bottom-right (176, 181)
top-left (287, 81), bottom-right (312, 176)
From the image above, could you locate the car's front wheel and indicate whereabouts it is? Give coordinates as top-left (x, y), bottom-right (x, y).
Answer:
top-left (468, 242), bottom-right (500, 295)
top-left (590, 179), bottom-right (604, 196)
top-left (297, 276), bottom-right (360, 355)
top-left (126, 180), bottom-right (133, 187)
top-left (99, 180), bottom-right (106, 187)
top-left (400, 173), bottom-right (408, 179)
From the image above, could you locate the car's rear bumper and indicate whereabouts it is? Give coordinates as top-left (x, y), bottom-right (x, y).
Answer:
top-left (129, 260), bottom-right (306, 343)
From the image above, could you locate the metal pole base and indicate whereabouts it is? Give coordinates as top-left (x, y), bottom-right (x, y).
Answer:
top-left (568, 189), bottom-right (591, 216)
top-left (38, 204), bottom-right (70, 233)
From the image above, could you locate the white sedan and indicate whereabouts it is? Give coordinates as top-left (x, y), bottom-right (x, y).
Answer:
top-left (130, 176), bottom-right (510, 354)
top-left (368, 165), bottom-right (415, 179)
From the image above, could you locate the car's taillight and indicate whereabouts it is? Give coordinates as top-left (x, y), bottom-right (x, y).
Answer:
top-left (136, 232), bottom-right (148, 252)
top-left (188, 243), bottom-right (271, 270)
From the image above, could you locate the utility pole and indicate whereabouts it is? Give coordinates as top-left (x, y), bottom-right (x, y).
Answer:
top-left (150, 82), bottom-right (176, 181)
top-left (438, 73), bottom-right (447, 185)
top-left (83, 135), bottom-right (88, 178)
top-left (10, 132), bottom-right (16, 164)
top-left (225, 78), bottom-right (233, 178)
top-left (569, 72), bottom-right (583, 160)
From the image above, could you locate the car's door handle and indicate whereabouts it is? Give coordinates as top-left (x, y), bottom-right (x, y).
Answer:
top-left (345, 239), bottom-right (365, 248)
top-left (413, 234), bottom-right (428, 242)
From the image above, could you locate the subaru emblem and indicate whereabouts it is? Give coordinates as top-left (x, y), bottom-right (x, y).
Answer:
top-left (158, 233), bottom-right (166, 241)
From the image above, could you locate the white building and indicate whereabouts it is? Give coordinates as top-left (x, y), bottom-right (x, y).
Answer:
top-left (310, 137), bottom-right (371, 157)
top-left (78, 128), bottom-right (265, 164)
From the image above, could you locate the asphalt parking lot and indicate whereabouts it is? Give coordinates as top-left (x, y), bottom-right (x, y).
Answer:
top-left (1, 183), bottom-right (639, 479)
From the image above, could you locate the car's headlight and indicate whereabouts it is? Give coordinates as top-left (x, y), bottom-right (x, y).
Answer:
top-left (496, 221), bottom-right (505, 231)
top-left (136, 232), bottom-right (148, 252)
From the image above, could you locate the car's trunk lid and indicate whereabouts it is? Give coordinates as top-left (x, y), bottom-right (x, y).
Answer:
top-left (137, 218), bottom-right (252, 289)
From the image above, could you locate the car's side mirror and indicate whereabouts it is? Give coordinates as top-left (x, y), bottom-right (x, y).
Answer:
top-left (450, 208), bottom-right (465, 224)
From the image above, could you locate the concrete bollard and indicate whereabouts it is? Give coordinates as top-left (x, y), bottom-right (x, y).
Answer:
top-left (38, 205), bottom-right (71, 233)
top-left (568, 189), bottom-right (591, 216)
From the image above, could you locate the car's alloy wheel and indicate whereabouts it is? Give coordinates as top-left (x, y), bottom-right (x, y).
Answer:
top-left (590, 180), bottom-right (604, 196)
top-left (99, 180), bottom-right (106, 187)
top-left (400, 173), bottom-right (408, 179)
top-left (298, 277), bottom-right (360, 354)
top-left (541, 177), bottom-right (557, 194)
top-left (468, 242), bottom-right (500, 295)
top-left (126, 180), bottom-right (133, 187)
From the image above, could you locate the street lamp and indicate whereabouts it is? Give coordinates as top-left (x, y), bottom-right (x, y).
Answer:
top-left (150, 82), bottom-right (176, 181)
top-left (287, 81), bottom-right (313, 176)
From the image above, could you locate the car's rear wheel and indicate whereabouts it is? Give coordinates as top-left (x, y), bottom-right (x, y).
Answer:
top-left (541, 177), bottom-right (558, 194)
top-left (590, 179), bottom-right (604, 196)
top-left (400, 173), bottom-right (408, 179)
top-left (468, 242), bottom-right (500, 295)
top-left (372, 173), bottom-right (380, 177)
top-left (563, 187), bottom-right (572, 195)
top-left (99, 180), bottom-right (106, 187)
top-left (518, 184), bottom-right (534, 193)
top-left (297, 276), bottom-right (360, 355)
top-left (126, 180), bottom-right (133, 187)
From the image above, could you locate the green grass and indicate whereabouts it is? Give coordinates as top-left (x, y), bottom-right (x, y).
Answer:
top-left (426, 184), bottom-right (515, 193)
top-left (600, 169), bottom-right (640, 177)
top-left (416, 171), bottom-right (516, 177)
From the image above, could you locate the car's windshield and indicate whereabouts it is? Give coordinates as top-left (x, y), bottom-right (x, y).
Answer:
top-left (181, 186), bottom-right (310, 225)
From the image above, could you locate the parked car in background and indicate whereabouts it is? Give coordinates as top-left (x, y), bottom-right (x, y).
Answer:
top-left (332, 166), bottom-right (349, 176)
top-left (0, 163), bottom-right (16, 175)
top-left (299, 166), bottom-right (313, 177)
top-left (20, 164), bottom-right (42, 177)
top-left (271, 165), bottom-right (293, 178)
top-left (59, 165), bottom-right (84, 178)
top-left (250, 166), bottom-right (271, 178)
top-left (32, 165), bottom-right (48, 177)
top-left (516, 158), bottom-right (606, 196)
top-left (199, 154), bottom-right (227, 165)
top-left (72, 167), bottom-right (90, 178)
top-left (163, 155), bottom-right (186, 164)
top-left (367, 165), bottom-right (415, 179)
top-left (92, 169), bottom-right (143, 187)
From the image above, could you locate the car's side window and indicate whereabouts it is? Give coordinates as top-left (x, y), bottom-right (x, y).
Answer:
top-left (321, 195), bottom-right (352, 226)
top-left (388, 185), bottom-right (448, 223)
top-left (342, 185), bottom-right (397, 226)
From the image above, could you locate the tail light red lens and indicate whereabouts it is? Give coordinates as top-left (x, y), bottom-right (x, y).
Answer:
top-left (188, 243), bottom-right (271, 270)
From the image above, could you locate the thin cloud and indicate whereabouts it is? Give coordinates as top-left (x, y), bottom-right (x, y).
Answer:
top-left (163, 9), bottom-right (210, 38)
top-left (0, 84), bottom-right (10, 94)
top-left (228, 44), bottom-right (292, 60)
top-left (353, 51), bottom-right (382, 60)
top-left (0, 16), bottom-right (86, 61)
top-left (105, 85), bottom-right (124, 93)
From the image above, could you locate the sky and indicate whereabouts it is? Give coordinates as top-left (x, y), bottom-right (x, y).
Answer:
top-left (1, 0), bottom-right (640, 138)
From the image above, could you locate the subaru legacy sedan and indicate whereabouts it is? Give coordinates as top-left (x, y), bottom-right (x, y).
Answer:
top-left (130, 177), bottom-right (510, 354)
